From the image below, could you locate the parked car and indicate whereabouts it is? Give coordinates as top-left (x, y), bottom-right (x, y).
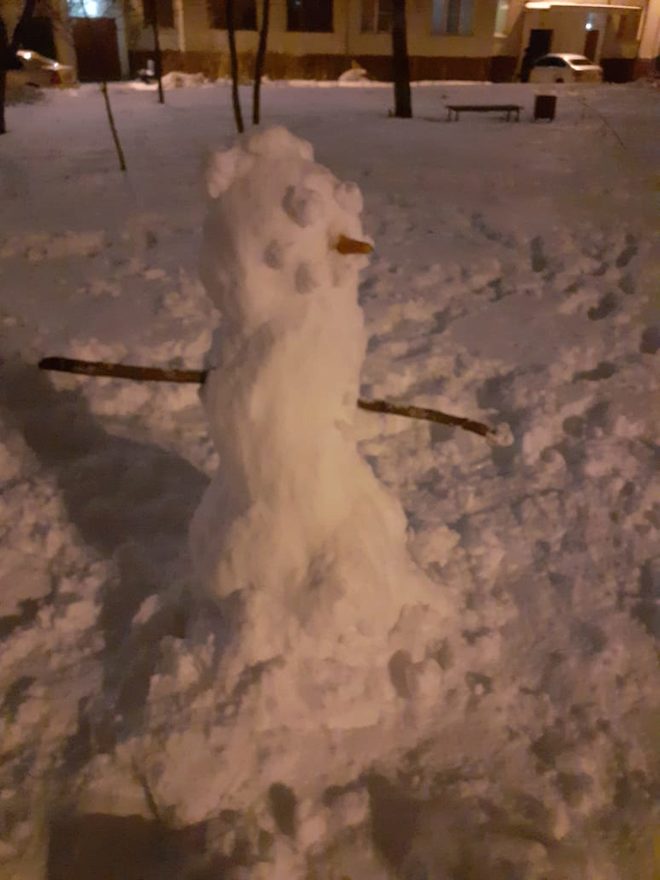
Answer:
top-left (529, 54), bottom-right (603, 84)
top-left (8, 50), bottom-right (76, 88)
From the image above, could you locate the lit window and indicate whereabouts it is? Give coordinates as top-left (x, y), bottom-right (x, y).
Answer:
top-left (494, 0), bottom-right (509, 35)
top-left (68, 0), bottom-right (103, 16)
top-left (287, 0), bottom-right (333, 32)
top-left (432, 0), bottom-right (473, 35)
top-left (207, 0), bottom-right (257, 30)
top-left (361, 0), bottom-right (393, 33)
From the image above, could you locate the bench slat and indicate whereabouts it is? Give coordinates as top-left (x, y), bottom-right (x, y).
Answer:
top-left (445, 103), bottom-right (522, 122)
top-left (446, 104), bottom-right (521, 111)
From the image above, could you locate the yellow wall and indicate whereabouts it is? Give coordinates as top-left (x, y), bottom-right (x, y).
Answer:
top-left (495, 0), bottom-right (649, 66)
top-left (639, 0), bottom-right (660, 58)
top-left (521, 5), bottom-right (642, 60)
top-left (126, 0), bottom-right (658, 74)
top-left (131, 0), bottom-right (502, 59)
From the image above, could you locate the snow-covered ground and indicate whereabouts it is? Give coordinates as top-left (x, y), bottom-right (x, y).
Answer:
top-left (0, 80), bottom-right (658, 879)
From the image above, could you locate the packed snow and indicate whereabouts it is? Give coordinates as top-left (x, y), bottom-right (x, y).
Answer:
top-left (0, 80), bottom-right (658, 880)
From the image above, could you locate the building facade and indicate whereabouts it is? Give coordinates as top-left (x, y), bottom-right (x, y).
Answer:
top-left (495, 0), bottom-right (659, 81)
top-left (127, 0), bottom-right (660, 82)
top-left (126, 0), bottom-right (507, 81)
top-left (3, 0), bottom-right (658, 82)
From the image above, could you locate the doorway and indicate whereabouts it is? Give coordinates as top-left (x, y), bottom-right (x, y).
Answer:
top-left (72, 18), bottom-right (121, 82)
top-left (521, 28), bottom-right (553, 81)
top-left (584, 29), bottom-right (599, 60)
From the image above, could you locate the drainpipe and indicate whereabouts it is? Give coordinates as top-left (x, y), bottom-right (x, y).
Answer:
top-left (115, 5), bottom-right (130, 78)
top-left (175, 0), bottom-right (185, 53)
top-left (637, 0), bottom-right (649, 45)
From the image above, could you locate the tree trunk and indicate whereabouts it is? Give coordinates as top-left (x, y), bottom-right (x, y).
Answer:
top-left (0, 0), bottom-right (37, 135)
top-left (151, 0), bottom-right (164, 104)
top-left (252, 0), bottom-right (270, 125)
top-left (391, 0), bottom-right (412, 118)
top-left (0, 17), bottom-right (8, 135)
top-left (226, 0), bottom-right (244, 134)
top-left (9, 0), bottom-right (37, 53)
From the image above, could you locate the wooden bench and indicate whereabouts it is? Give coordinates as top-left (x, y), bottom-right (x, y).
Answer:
top-left (446, 104), bottom-right (522, 122)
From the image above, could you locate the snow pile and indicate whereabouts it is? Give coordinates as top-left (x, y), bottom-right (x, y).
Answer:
top-left (161, 71), bottom-right (208, 90)
top-left (338, 63), bottom-right (369, 84)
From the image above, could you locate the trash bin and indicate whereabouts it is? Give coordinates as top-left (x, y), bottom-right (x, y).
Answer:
top-left (534, 95), bottom-right (557, 121)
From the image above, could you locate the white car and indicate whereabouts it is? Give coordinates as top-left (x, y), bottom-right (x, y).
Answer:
top-left (8, 50), bottom-right (76, 88)
top-left (529, 54), bottom-right (603, 84)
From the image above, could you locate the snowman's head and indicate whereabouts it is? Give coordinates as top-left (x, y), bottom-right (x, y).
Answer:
top-left (201, 127), bottom-right (372, 332)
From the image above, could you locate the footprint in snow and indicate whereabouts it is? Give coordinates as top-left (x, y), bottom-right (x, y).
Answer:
top-left (587, 292), bottom-right (618, 321)
top-left (529, 236), bottom-right (547, 274)
top-left (572, 362), bottom-right (617, 382)
top-left (640, 326), bottom-right (659, 355)
top-left (615, 235), bottom-right (638, 269)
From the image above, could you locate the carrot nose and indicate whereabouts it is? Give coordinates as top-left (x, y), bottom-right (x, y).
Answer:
top-left (334, 234), bottom-right (374, 255)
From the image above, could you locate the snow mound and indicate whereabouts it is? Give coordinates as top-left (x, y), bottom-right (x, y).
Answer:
top-left (338, 64), bottom-right (369, 84)
top-left (161, 71), bottom-right (208, 90)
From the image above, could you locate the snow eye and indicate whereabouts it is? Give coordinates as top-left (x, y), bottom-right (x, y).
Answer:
top-left (334, 181), bottom-right (362, 215)
top-left (282, 185), bottom-right (324, 228)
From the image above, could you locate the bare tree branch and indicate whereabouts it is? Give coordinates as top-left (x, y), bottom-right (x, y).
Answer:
top-left (100, 80), bottom-right (127, 171)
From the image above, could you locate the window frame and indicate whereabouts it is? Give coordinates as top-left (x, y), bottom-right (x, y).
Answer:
top-left (286, 0), bottom-right (334, 33)
top-left (431, 0), bottom-right (474, 37)
top-left (207, 0), bottom-right (257, 31)
top-left (361, 0), bottom-right (393, 34)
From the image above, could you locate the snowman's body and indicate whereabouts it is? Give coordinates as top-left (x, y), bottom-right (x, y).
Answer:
top-left (110, 128), bottom-right (454, 870)
top-left (190, 128), bottom-right (437, 680)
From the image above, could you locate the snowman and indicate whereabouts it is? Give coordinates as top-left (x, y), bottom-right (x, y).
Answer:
top-left (190, 127), bottom-right (446, 684)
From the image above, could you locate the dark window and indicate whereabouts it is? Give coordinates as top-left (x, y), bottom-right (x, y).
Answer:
top-left (287, 0), bottom-right (333, 32)
top-left (431, 0), bottom-right (473, 36)
top-left (361, 0), bottom-right (392, 33)
top-left (143, 0), bottom-right (174, 29)
top-left (446, 0), bottom-right (461, 34)
top-left (207, 0), bottom-right (257, 30)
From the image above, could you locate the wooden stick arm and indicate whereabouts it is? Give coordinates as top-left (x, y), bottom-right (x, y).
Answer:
top-left (39, 356), bottom-right (205, 384)
top-left (356, 398), bottom-right (493, 438)
top-left (38, 356), bottom-right (497, 440)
